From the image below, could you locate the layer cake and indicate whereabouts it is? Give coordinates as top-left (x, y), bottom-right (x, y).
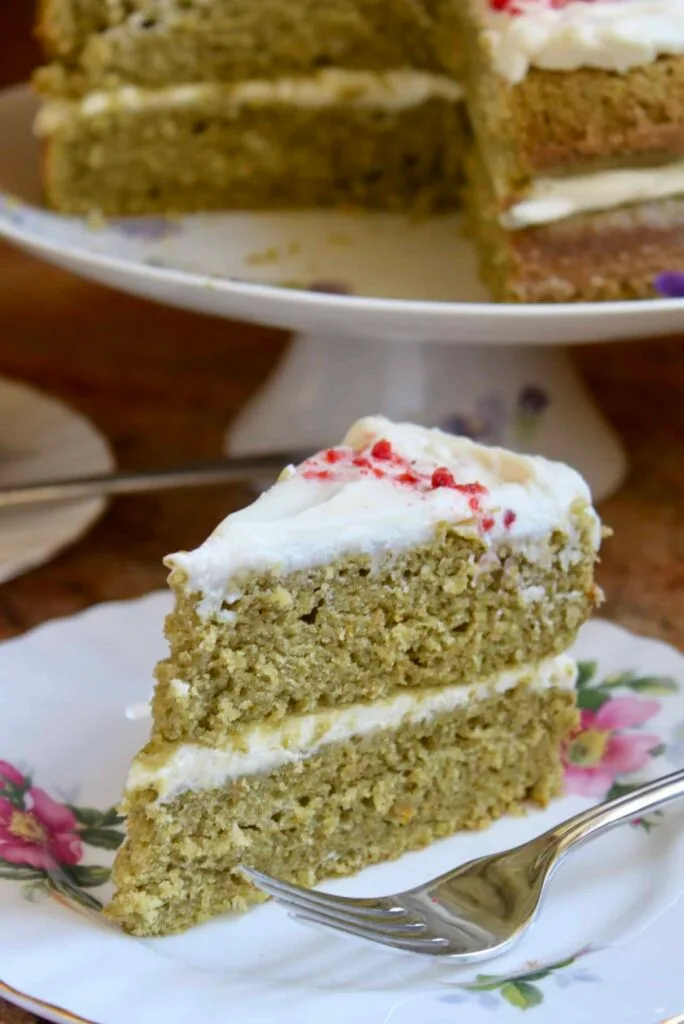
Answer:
top-left (107, 416), bottom-right (603, 936)
top-left (33, 0), bottom-right (684, 302)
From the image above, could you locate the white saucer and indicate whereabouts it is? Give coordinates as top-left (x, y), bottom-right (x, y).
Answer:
top-left (0, 376), bottom-right (113, 583)
top-left (1, 593), bottom-right (684, 1024)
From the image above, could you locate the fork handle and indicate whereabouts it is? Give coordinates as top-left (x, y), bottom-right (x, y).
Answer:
top-left (552, 766), bottom-right (684, 857)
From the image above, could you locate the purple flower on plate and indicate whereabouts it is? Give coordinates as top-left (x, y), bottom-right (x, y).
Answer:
top-left (110, 217), bottom-right (182, 241)
top-left (654, 271), bottom-right (684, 298)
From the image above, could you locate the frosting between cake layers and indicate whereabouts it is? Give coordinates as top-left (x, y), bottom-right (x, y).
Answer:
top-left (476, 0), bottom-right (684, 84)
top-left (167, 417), bottom-right (600, 618)
top-left (127, 654), bottom-right (578, 801)
top-left (34, 69), bottom-right (464, 135)
top-left (503, 159), bottom-right (684, 227)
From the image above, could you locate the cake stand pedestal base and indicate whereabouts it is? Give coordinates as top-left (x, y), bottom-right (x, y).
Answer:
top-left (225, 332), bottom-right (627, 501)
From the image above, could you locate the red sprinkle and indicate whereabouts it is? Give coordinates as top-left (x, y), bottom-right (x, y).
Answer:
top-left (371, 439), bottom-right (393, 461)
top-left (431, 467), bottom-right (457, 489)
top-left (503, 509), bottom-right (517, 529)
top-left (489, 0), bottom-right (583, 11)
top-left (302, 445), bottom-right (495, 528)
top-left (455, 481), bottom-right (488, 497)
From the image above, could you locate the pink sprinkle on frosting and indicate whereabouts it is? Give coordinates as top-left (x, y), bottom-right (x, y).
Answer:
top-left (298, 439), bottom-right (501, 535)
top-left (371, 439), bottom-right (393, 460)
top-left (488, 0), bottom-right (595, 13)
top-left (504, 509), bottom-right (517, 529)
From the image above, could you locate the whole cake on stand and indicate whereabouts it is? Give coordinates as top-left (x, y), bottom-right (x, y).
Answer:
top-left (17, 0), bottom-right (684, 498)
top-left (34, 0), bottom-right (684, 301)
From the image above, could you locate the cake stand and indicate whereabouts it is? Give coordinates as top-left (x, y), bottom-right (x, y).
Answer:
top-left (3, 83), bottom-right (683, 500)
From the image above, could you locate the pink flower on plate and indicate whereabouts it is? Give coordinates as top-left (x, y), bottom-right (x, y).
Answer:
top-left (564, 696), bottom-right (662, 799)
top-left (0, 761), bottom-right (25, 790)
top-left (0, 786), bottom-right (82, 871)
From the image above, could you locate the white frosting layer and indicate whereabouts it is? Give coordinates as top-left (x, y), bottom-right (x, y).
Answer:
top-left (35, 69), bottom-right (463, 135)
top-left (168, 416), bottom-right (599, 618)
top-left (504, 159), bottom-right (684, 227)
top-left (476, 0), bottom-right (684, 84)
top-left (127, 654), bottom-right (578, 801)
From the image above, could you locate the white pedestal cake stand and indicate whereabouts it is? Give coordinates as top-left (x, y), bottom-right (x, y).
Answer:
top-left (226, 332), bottom-right (627, 501)
top-left (3, 83), bottom-right (683, 499)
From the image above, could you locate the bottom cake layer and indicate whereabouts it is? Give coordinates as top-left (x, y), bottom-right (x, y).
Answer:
top-left (107, 666), bottom-right (578, 936)
top-left (36, 76), bottom-right (466, 215)
top-left (465, 154), bottom-right (684, 303)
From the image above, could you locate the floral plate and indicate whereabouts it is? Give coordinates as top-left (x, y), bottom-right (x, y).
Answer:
top-left (1, 593), bottom-right (683, 1024)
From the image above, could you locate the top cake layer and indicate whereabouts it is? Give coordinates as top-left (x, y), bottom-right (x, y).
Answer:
top-left (37, 0), bottom-right (447, 93)
top-left (155, 417), bottom-right (601, 739)
top-left (169, 416), bottom-right (599, 617)
top-left (474, 0), bottom-right (684, 83)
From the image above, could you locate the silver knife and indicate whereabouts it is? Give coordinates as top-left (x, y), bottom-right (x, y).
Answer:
top-left (0, 450), bottom-right (312, 509)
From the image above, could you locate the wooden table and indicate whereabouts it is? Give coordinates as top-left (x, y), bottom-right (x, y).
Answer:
top-left (1, 3), bottom-right (683, 1021)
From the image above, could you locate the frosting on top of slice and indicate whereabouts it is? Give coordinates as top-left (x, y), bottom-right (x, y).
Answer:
top-left (476, 0), bottom-right (684, 84)
top-left (168, 416), bottom-right (599, 616)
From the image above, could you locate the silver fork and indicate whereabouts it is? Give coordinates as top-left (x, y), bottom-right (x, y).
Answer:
top-left (242, 767), bottom-right (684, 961)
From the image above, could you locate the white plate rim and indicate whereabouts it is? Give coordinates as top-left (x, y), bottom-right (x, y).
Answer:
top-left (3, 198), bottom-right (683, 323)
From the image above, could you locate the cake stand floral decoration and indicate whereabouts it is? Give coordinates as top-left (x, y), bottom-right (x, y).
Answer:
top-left (654, 272), bottom-right (684, 298)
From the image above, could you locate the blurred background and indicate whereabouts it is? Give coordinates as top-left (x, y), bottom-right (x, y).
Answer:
top-left (0, 3), bottom-right (683, 1020)
top-left (0, 0), bottom-right (681, 649)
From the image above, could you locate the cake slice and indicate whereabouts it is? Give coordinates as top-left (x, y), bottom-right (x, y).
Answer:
top-left (459, 0), bottom-right (684, 301)
top-left (107, 417), bottom-right (602, 936)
